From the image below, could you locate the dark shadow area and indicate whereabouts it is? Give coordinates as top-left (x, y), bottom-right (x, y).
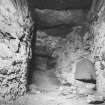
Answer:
top-left (76, 79), bottom-right (96, 84)
top-left (30, 0), bottom-right (92, 10)
top-left (27, 24), bottom-right (37, 90)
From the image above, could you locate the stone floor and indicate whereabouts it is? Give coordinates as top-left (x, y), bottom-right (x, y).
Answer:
top-left (1, 69), bottom-right (105, 105)
top-left (11, 89), bottom-right (91, 105)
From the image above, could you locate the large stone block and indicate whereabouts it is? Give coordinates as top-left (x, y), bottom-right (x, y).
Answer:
top-left (75, 59), bottom-right (96, 82)
top-left (34, 9), bottom-right (87, 28)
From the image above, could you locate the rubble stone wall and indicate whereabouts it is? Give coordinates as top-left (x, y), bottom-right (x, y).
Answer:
top-left (91, 0), bottom-right (105, 95)
top-left (0, 0), bottom-right (33, 102)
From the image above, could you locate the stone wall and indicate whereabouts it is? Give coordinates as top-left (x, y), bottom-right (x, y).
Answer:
top-left (91, 0), bottom-right (105, 96)
top-left (35, 25), bottom-right (92, 83)
top-left (53, 26), bottom-right (92, 85)
top-left (0, 0), bottom-right (33, 102)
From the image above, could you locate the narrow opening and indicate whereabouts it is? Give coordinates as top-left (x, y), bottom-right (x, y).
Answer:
top-left (27, 0), bottom-right (97, 97)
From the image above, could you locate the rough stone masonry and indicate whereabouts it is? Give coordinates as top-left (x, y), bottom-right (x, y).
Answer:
top-left (0, 0), bottom-right (33, 102)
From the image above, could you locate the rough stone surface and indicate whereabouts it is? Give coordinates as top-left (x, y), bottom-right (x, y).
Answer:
top-left (34, 9), bottom-right (87, 28)
top-left (86, 94), bottom-right (104, 104)
top-left (36, 30), bottom-right (65, 56)
top-left (0, 0), bottom-right (33, 102)
top-left (53, 26), bottom-right (91, 85)
top-left (91, 0), bottom-right (105, 96)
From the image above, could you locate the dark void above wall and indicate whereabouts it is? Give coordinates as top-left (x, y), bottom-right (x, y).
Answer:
top-left (29, 0), bottom-right (92, 10)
